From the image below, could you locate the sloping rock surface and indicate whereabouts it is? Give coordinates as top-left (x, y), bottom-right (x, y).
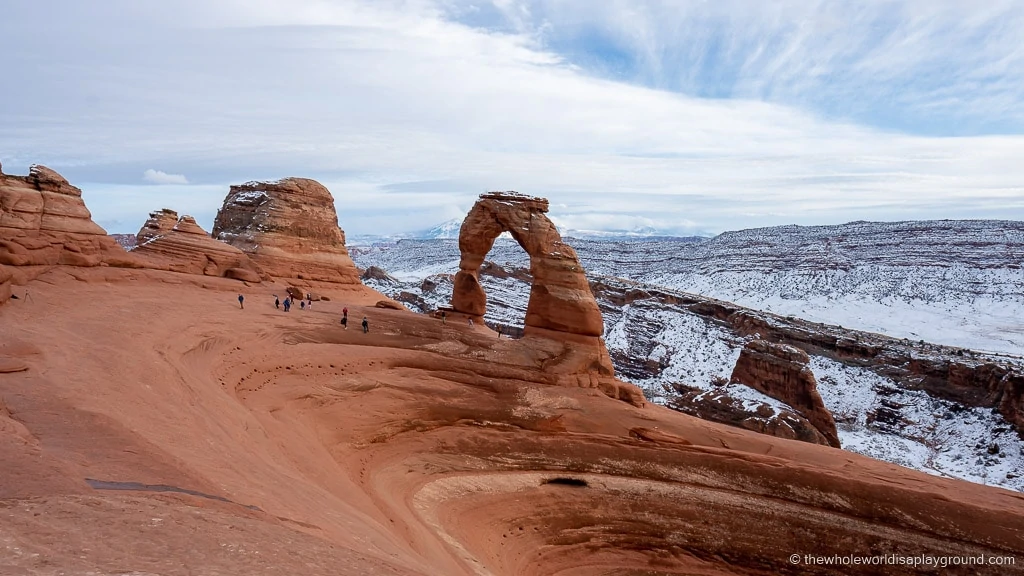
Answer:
top-left (0, 263), bottom-right (11, 304)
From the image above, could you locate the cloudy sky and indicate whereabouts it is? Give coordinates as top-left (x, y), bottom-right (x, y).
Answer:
top-left (1, 0), bottom-right (1022, 236)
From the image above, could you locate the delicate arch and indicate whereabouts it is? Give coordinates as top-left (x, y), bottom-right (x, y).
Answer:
top-left (450, 192), bottom-right (604, 338)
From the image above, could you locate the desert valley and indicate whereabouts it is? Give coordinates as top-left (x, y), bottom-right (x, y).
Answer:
top-left (1, 164), bottom-right (1023, 575)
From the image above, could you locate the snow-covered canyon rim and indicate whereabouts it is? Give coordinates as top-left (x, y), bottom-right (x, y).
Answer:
top-left (350, 219), bottom-right (1024, 355)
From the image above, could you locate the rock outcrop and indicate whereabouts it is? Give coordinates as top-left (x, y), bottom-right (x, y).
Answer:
top-left (135, 208), bottom-right (179, 246)
top-left (211, 179), bottom-right (360, 284)
top-left (451, 192), bottom-right (604, 337)
top-left (730, 339), bottom-right (841, 447)
top-left (132, 214), bottom-right (265, 282)
top-left (667, 382), bottom-right (835, 446)
top-left (0, 165), bottom-right (135, 272)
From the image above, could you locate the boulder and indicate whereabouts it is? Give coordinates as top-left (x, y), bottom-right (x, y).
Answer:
top-left (729, 339), bottom-right (841, 448)
top-left (0, 165), bottom-right (134, 270)
top-left (361, 266), bottom-right (400, 284)
top-left (375, 299), bottom-right (405, 310)
top-left (211, 178), bottom-right (361, 284)
top-left (131, 214), bottom-right (265, 282)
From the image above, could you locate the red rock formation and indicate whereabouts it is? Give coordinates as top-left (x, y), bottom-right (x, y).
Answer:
top-left (730, 339), bottom-right (842, 448)
top-left (450, 192), bottom-right (643, 406)
top-left (132, 214), bottom-right (265, 282)
top-left (451, 192), bottom-right (603, 337)
top-left (211, 178), bottom-right (360, 284)
top-left (135, 208), bottom-right (179, 246)
top-left (0, 165), bottom-right (136, 272)
top-left (667, 382), bottom-right (835, 446)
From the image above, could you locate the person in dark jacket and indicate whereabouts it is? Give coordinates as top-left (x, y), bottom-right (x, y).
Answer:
top-left (361, 317), bottom-right (369, 333)
top-left (238, 294), bottom-right (245, 309)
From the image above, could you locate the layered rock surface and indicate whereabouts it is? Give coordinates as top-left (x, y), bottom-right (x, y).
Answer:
top-left (131, 214), bottom-right (265, 282)
top-left (0, 164), bottom-right (134, 272)
top-left (0, 264), bottom-right (11, 304)
top-left (211, 178), bottom-right (360, 284)
top-left (729, 339), bottom-right (841, 448)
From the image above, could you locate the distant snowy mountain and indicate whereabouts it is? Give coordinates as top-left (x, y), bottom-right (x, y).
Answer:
top-left (417, 218), bottom-right (463, 239)
top-left (561, 225), bottom-right (709, 241)
top-left (348, 219), bottom-right (711, 243)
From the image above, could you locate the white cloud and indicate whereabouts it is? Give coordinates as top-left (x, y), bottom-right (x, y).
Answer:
top-left (143, 169), bottom-right (189, 185)
top-left (0, 0), bottom-right (1021, 236)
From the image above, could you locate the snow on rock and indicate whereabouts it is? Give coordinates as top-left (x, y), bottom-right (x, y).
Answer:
top-left (812, 356), bottom-right (1024, 490)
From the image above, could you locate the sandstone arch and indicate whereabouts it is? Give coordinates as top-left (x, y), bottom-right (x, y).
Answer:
top-left (451, 192), bottom-right (604, 338)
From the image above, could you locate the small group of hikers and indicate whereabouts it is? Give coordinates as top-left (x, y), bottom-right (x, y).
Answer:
top-left (271, 293), bottom-right (317, 312)
top-left (338, 307), bottom-right (368, 333)
top-left (242, 294), bottom-right (497, 338)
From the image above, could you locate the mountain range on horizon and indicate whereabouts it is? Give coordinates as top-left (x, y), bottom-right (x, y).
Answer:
top-left (347, 216), bottom-right (714, 243)
top-left (347, 215), bottom-right (1024, 246)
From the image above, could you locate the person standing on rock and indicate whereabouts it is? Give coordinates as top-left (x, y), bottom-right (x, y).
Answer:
top-left (343, 307), bottom-right (348, 319)
top-left (300, 300), bottom-right (306, 310)
top-left (362, 317), bottom-right (369, 333)
top-left (283, 298), bottom-right (291, 312)
top-left (468, 317), bottom-right (474, 327)
top-left (274, 296), bottom-right (280, 309)
top-left (238, 294), bottom-right (245, 309)
top-left (341, 316), bottom-right (348, 330)
top-left (440, 310), bottom-right (446, 324)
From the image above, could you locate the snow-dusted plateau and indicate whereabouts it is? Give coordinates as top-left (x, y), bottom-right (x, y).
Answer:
top-left (350, 219), bottom-right (1024, 492)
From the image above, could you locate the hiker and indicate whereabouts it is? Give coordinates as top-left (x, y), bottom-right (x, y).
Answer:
top-left (497, 326), bottom-right (501, 338)
top-left (307, 299), bottom-right (312, 310)
top-left (440, 310), bottom-right (446, 324)
top-left (343, 307), bottom-right (348, 318)
top-left (341, 316), bottom-right (348, 330)
top-left (300, 300), bottom-right (306, 310)
top-left (238, 294), bottom-right (245, 309)
top-left (283, 298), bottom-right (291, 312)
top-left (361, 317), bottom-right (369, 333)
top-left (274, 296), bottom-right (280, 309)
top-left (468, 317), bottom-right (474, 327)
